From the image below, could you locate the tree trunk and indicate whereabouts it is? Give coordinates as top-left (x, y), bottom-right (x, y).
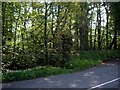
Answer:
top-left (90, 19), bottom-right (92, 50)
top-left (75, 14), bottom-right (79, 51)
top-left (44, 2), bottom-right (48, 65)
top-left (106, 12), bottom-right (109, 49)
top-left (97, 3), bottom-right (101, 50)
top-left (51, 3), bottom-right (55, 49)
top-left (94, 28), bottom-right (97, 50)
top-left (2, 3), bottom-right (6, 53)
top-left (113, 26), bottom-right (117, 49)
top-left (103, 2), bottom-right (109, 50)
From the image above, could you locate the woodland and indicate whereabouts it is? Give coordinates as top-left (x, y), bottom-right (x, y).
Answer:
top-left (1, 2), bottom-right (120, 82)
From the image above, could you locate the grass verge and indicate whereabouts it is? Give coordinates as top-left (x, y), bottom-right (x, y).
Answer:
top-left (2, 66), bottom-right (71, 83)
top-left (2, 50), bottom-right (120, 83)
top-left (65, 59), bottom-right (102, 71)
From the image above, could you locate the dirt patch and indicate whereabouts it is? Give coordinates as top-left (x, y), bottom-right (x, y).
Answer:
top-left (102, 58), bottom-right (120, 63)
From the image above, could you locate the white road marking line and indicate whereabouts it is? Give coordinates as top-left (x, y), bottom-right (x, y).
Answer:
top-left (87, 77), bottom-right (120, 90)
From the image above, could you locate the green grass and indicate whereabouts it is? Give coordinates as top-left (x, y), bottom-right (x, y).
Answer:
top-left (2, 50), bottom-right (120, 83)
top-left (2, 66), bottom-right (72, 83)
top-left (79, 50), bottom-right (120, 60)
top-left (65, 59), bottom-right (102, 71)
top-left (65, 50), bottom-right (120, 70)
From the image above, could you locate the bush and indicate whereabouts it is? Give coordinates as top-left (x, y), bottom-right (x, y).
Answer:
top-left (2, 50), bottom-right (119, 83)
top-left (65, 58), bottom-right (102, 70)
top-left (65, 50), bottom-right (120, 70)
top-left (79, 50), bottom-right (120, 60)
top-left (2, 66), bottom-right (71, 83)
top-left (2, 52), bottom-right (37, 70)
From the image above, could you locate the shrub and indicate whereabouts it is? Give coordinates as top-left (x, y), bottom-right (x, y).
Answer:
top-left (2, 50), bottom-right (119, 83)
top-left (65, 58), bottom-right (102, 70)
top-left (2, 66), bottom-right (71, 83)
top-left (79, 50), bottom-right (120, 60)
top-left (65, 50), bottom-right (120, 70)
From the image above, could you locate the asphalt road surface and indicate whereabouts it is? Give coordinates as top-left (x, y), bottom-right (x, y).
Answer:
top-left (2, 62), bottom-right (120, 90)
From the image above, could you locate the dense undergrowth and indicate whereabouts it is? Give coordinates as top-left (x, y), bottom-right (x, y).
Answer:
top-left (65, 50), bottom-right (120, 70)
top-left (2, 50), bottom-right (120, 83)
top-left (2, 66), bottom-right (71, 83)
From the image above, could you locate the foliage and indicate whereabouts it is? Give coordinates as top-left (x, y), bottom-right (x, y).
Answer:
top-left (65, 50), bottom-right (120, 70)
top-left (79, 50), bottom-right (120, 60)
top-left (2, 50), bottom-right (120, 83)
top-left (2, 66), bottom-right (71, 83)
top-left (2, 2), bottom-right (120, 74)
top-left (65, 59), bottom-right (101, 70)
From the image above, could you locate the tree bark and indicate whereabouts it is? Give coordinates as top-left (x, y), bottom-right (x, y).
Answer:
top-left (2, 2), bottom-right (6, 53)
top-left (44, 2), bottom-right (48, 65)
top-left (97, 3), bottom-right (101, 50)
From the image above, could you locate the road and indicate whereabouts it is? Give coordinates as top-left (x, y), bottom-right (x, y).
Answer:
top-left (2, 62), bottom-right (120, 90)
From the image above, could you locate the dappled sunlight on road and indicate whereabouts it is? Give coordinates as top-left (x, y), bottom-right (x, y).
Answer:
top-left (69, 83), bottom-right (78, 88)
top-left (84, 72), bottom-right (94, 77)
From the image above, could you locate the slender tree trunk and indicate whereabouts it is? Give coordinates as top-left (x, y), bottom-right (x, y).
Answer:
top-left (14, 6), bottom-right (20, 53)
top-left (84, 13), bottom-right (88, 50)
top-left (54, 4), bottom-right (60, 48)
top-left (90, 19), bottom-right (92, 50)
top-left (94, 28), bottom-right (97, 50)
top-left (106, 12), bottom-right (109, 49)
top-left (97, 3), bottom-right (101, 50)
top-left (55, 4), bottom-right (60, 33)
top-left (14, 25), bottom-right (17, 52)
top-left (108, 31), bottom-right (117, 49)
top-left (2, 3), bottom-right (6, 53)
top-left (44, 2), bottom-right (48, 65)
top-left (51, 3), bottom-right (55, 49)
top-left (79, 5), bottom-right (84, 51)
top-left (113, 26), bottom-right (117, 49)
top-left (75, 14), bottom-right (79, 51)
top-left (79, 3), bottom-right (89, 51)
top-left (79, 25), bottom-right (84, 50)
top-left (103, 2), bottom-right (110, 50)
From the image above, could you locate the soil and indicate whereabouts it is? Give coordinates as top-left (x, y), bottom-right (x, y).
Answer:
top-left (102, 58), bottom-right (120, 63)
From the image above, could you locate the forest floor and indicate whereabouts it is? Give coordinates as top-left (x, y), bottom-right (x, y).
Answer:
top-left (2, 58), bottom-right (120, 89)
